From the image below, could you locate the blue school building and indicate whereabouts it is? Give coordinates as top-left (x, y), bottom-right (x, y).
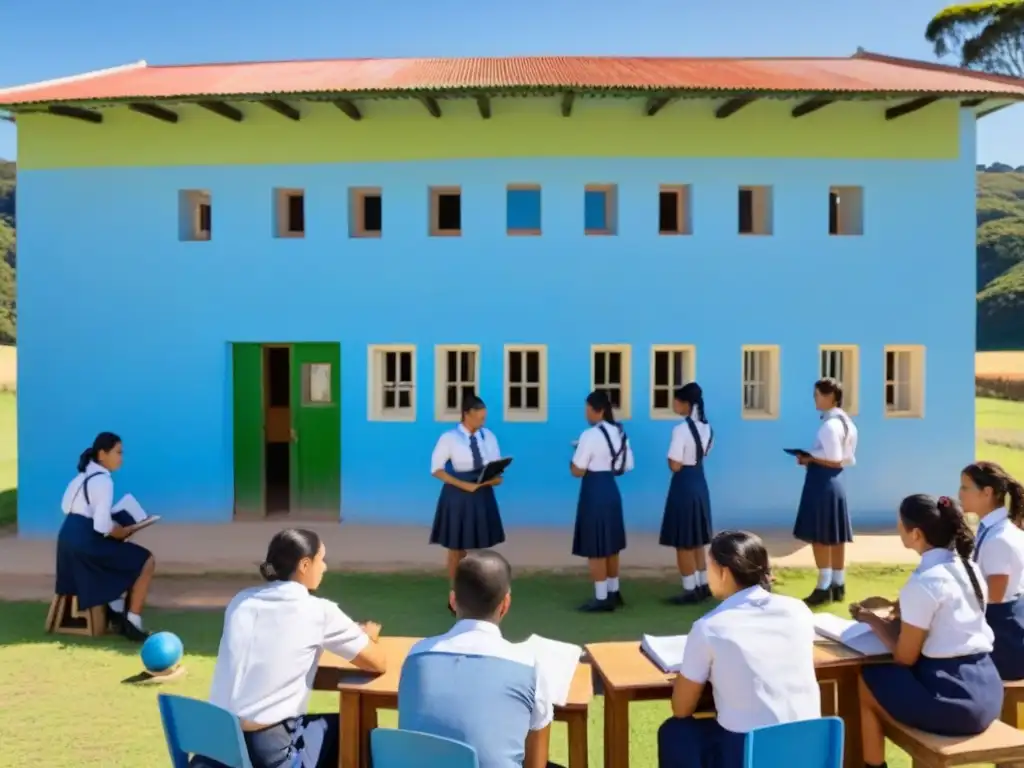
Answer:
top-left (4, 52), bottom-right (1022, 538)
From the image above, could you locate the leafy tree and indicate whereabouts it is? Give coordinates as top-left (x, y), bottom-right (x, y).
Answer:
top-left (926, 0), bottom-right (1024, 76)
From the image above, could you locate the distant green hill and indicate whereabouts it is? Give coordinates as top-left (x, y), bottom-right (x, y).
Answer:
top-left (977, 166), bottom-right (1024, 350)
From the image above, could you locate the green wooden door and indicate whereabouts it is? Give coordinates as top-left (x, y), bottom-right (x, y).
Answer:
top-left (290, 343), bottom-right (342, 517)
top-left (232, 343), bottom-right (265, 517)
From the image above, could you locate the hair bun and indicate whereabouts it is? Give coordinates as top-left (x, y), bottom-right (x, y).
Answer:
top-left (258, 561), bottom-right (277, 581)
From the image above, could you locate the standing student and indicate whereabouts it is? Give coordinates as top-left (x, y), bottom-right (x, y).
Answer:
top-left (658, 531), bottom-right (821, 768)
top-left (792, 377), bottom-right (858, 606)
top-left (852, 495), bottom-right (1002, 768)
top-left (570, 390), bottom-right (634, 612)
top-left (195, 529), bottom-right (387, 768)
top-left (55, 432), bottom-right (155, 642)
top-left (959, 460), bottom-right (1024, 680)
top-left (430, 396), bottom-right (506, 612)
top-left (660, 382), bottom-right (715, 605)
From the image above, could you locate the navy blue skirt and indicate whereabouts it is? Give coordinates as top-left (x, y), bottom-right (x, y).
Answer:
top-left (792, 464), bottom-right (853, 545)
top-left (55, 512), bottom-right (151, 610)
top-left (987, 598), bottom-right (1024, 681)
top-left (429, 472), bottom-right (505, 551)
top-left (658, 716), bottom-right (746, 768)
top-left (188, 714), bottom-right (339, 768)
top-left (572, 471), bottom-right (626, 559)
top-left (862, 653), bottom-right (1003, 736)
top-left (660, 465), bottom-right (712, 550)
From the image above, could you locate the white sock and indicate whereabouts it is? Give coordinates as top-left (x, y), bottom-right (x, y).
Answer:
top-left (594, 580), bottom-right (609, 601)
top-left (108, 598), bottom-right (125, 613)
top-left (816, 568), bottom-right (833, 590)
top-left (832, 569), bottom-right (846, 587)
top-left (682, 574), bottom-right (697, 591)
top-left (126, 612), bottom-right (143, 630)
top-left (696, 570), bottom-right (708, 587)
top-left (607, 577), bottom-right (620, 593)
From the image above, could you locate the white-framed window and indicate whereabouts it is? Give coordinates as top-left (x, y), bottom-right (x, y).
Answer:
top-left (367, 345), bottom-right (416, 421)
top-left (435, 344), bottom-right (480, 421)
top-left (504, 344), bottom-right (547, 422)
top-left (274, 188), bottom-right (305, 238)
top-left (741, 345), bottom-right (780, 419)
top-left (819, 344), bottom-right (860, 416)
top-left (884, 345), bottom-right (925, 418)
top-left (650, 345), bottom-right (696, 419)
top-left (591, 344), bottom-right (632, 420)
top-left (178, 189), bottom-right (211, 241)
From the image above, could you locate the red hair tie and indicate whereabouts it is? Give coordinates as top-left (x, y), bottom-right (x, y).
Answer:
top-left (938, 495), bottom-right (952, 507)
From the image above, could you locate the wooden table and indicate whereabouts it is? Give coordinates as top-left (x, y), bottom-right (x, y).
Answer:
top-left (585, 639), bottom-right (883, 768)
top-left (315, 636), bottom-right (595, 768)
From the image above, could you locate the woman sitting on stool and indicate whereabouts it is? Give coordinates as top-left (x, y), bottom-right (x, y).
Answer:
top-left (55, 432), bottom-right (155, 642)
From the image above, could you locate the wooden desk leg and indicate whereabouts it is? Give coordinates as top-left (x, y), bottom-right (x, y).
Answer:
top-left (602, 687), bottom-right (631, 768)
top-left (820, 680), bottom-right (837, 717)
top-left (358, 697), bottom-right (379, 768)
top-left (835, 668), bottom-right (864, 768)
top-left (565, 710), bottom-right (589, 768)
top-left (340, 692), bottom-right (362, 768)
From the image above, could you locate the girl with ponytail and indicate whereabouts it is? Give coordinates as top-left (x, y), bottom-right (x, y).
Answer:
top-left (959, 460), bottom-right (1024, 680)
top-left (569, 390), bottom-right (634, 612)
top-left (852, 494), bottom-right (1002, 768)
top-left (660, 382), bottom-right (715, 605)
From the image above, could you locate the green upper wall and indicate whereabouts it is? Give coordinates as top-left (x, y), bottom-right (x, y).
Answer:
top-left (17, 96), bottom-right (963, 169)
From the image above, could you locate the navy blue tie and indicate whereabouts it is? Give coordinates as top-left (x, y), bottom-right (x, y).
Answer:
top-left (469, 433), bottom-right (484, 471)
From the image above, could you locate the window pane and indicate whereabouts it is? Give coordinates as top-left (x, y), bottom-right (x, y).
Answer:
top-left (510, 385), bottom-right (523, 409)
top-left (384, 389), bottom-right (396, 409)
top-left (446, 351), bottom-right (458, 383)
top-left (584, 190), bottom-right (608, 231)
top-left (398, 389), bottom-right (411, 408)
top-left (654, 389), bottom-right (669, 409)
top-left (199, 203), bottom-right (212, 233)
top-left (659, 191), bottom-right (679, 232)
top-left (672, 352), bottom-right (685, 385)
top-left (384, 352), bottom-right (396, 382)
top-left (885, 351), bottom-right (895, 381)
top-left (594, 352), bottom-right (606, 386)
top-left (460, 351), bottom-right (474, 381)
top-left (363, 194), bottom-right (382, 232)
top-left (828, 192), bottom-right (839, 235)
top-left (437, 193), bottom-right (461, 230)
top-left (654, 351), bottom-right (668, 387)
top-left (305, 363), bottom-right (332, 404)
top-left (461, 384), bottom-right (475, 403)
top-left (525, 386), bottom-right (540, 409)
top-left (607, 387), bottom-right (621, 408)
top-left (507, 188), bottom-right (542, 231)
top-left (525, 351), bottom-right (540, 383)
top-left (446, 385), bottom-right (458, 410)
top-left (288, 194), bottom-right (305, 232)
top-left (608, 352), bottom-right (621, 384)
top-left (509, 352), bottom-right (522, 384)
top-left (399, 351), bottom-right (412, 382)
top-left (738, 189), bottom-right (753, 234)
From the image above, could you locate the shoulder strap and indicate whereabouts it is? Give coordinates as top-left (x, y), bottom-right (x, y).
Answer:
top-left (74, 472), bottom-right (105, 508)
top-left (825, 413), bottom-right (850, 441)
top-left (685, 418), bottom-right (705, 465)
top-left (597, 424), bottom-right (628, 476)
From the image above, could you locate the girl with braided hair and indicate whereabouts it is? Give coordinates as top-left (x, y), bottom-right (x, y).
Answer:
top-left (852, 494), bottom-right (1002, 768)
top-left (660, 382), bottom-right (716, 605)
top-left (959, 460), bottom-right (1024, 679)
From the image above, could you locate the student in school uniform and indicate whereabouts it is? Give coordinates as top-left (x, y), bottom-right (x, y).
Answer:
top-left (958, 460), bottom-right (1024, 680)
top-left (792, 377), bottom-right (858, 606)
top-left (660, 382), bottom-right (715, 605)
top-left (430, 395), bottom-right (506, 612)
top-left (658, 530), bottom-right (821, 768)
top-left (192, 529), bottom-right (387, 768)
top-left (397, 550), bottom-right (565, 768)
top-left (852, 495), bottom-right (1003, 768)
top-left (570, 390), bottom-right (635, 613)
top-left (54, 432), bottom-right (155, 642)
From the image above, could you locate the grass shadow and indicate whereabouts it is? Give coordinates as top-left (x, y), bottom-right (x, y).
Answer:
top-left (0, 486), bottom-right (15, 529)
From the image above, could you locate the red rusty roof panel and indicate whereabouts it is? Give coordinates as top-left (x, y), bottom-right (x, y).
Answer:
top-left (1, 52), bottom-right (1023, 107)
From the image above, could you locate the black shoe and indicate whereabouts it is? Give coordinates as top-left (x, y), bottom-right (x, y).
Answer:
top-left (698, 585), bottom-right (712, 601)
top-left (578, 598), bottom-right (615, 613)
top-left (121, 619), bottom-right (151, 643)
top-left (804, 588), bottom-right (833, 607)
top-left (666, 590), bottom-right (702, 606)
top-left (831, 584), bottom-right (846, 603)
top-left (610, 591), bottom-right (625, 608)
top-left (106, 605), bottom-right (125, 631)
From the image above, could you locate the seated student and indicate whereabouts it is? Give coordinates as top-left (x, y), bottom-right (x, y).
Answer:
top-left (658, 531), bottom-right (821, 768)
top-left (55, 432), bottom-right (155, 642)
top-left (853, 495), bottom-right (1003, 768)
top-left (194, 529), bottom-right (387, 768)
top-left (659, 532), bottom-right (819, 765)
top-left (959, 461), bottom-right (1024, 680)
top-left (398, 550), bottom-right (565, 768)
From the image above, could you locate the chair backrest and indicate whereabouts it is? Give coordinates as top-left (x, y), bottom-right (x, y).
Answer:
top-left (370, 728), bottom-right (479, 768)
top-left (744, 717), bottom-right (845, 768)
top-left (157, 693), bottom-right (253, 768)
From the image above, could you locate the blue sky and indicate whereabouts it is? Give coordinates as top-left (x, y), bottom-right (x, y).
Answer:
top-left (0, 0), bottom-right (1020, 164)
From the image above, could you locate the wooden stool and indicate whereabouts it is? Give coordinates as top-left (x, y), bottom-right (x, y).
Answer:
top-left (1004, 680), bottom-right (1024, 729)
top-left (883, 716), bottom-right (1024, 767)
top-left (44, 595), bottom-right (107, 637)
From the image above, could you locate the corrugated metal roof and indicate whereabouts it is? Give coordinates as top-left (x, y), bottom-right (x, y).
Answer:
top-left (1, 51), bottom-right (1023, 107)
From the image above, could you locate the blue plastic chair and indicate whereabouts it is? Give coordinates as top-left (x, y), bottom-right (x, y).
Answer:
top-left (157, 693), bottom-right (253, 768)
top-left (370, 728), bottom-right (479, 768)
top-left (744, 717), bottom-right (845, 768)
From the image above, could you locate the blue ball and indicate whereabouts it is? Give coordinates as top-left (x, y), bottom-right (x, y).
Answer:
top-left (141, 631), bottom-right (184, 674)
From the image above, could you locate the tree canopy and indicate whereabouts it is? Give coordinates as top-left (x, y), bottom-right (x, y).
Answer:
top-left (926, 0), bottom-right (1024, 76)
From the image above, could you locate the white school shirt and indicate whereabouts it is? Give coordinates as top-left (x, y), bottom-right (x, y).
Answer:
top-left (61, 461), bottom-right (115, 535)
top-left (811, 407), bottom-right (858, 467)
top-left (572, 422), bottom-right (635, 473)
top-left (667, 418), bottom-right (713, 466)
top-left (208, 580), bottom-right (369, 725)
top-left (679, 585), bottom-right (821, 734)
top-left (899, 547), bottom-right (994, 658)
top-left (431, 425), bottom-right (502, 474)
top-left (975, 507), bottom-right (1024, 603)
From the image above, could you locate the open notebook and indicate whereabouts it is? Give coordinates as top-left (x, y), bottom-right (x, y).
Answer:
top-left (517, 635), bottom-right (583, 707)
top-left (110, 494), bottom-right (160, 533)
top-left (813, 613), bottom-right (889, 657)
top-left (641, 634), bottom-right (688, 674)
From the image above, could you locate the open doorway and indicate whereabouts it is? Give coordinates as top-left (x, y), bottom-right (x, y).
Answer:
top-left (263, 346), bottom-right (291, 516)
